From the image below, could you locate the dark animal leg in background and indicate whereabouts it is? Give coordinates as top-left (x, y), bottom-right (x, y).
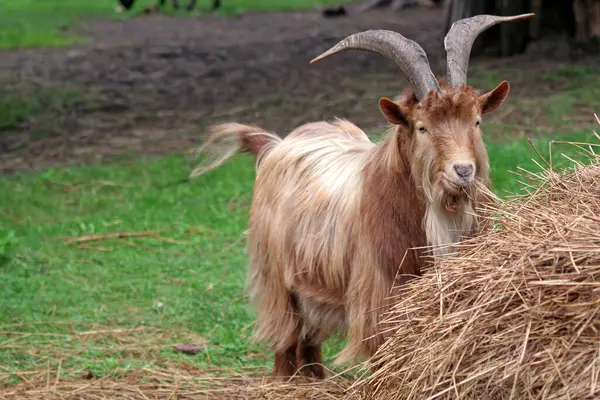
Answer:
top-left (158, 0), bottom-right (167, 6)
top-left (186, 0), bottom-right (197, 11)
top-left (213, 0), bottom-right (221, 10)
top-left (296, 339), bottom-right (325, 379)
top-left (172, 0), bottom-right (180, 9)
top-left (322, 5), bottom-right (347, 17)
top-left (118, 0), bottom-right (136, 11)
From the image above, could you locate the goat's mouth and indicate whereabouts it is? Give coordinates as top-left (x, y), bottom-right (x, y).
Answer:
top-left (439, 178), bottom-right (472, 213)
top-left (442, 177), bottom-right (471, 196)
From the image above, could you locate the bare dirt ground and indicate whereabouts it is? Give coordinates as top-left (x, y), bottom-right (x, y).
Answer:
top-left (0, 3), bottom-right (595, 173)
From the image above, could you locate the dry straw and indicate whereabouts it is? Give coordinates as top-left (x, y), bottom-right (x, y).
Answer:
top-left (3, 366), bottom-right (355, 399)
top-left (351, 117), bottom-right (600, 399)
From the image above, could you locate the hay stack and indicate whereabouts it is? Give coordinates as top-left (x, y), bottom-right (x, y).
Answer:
top-left (356, 143), bottom-right (600, 399)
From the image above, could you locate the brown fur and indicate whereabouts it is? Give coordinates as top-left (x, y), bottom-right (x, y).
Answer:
top-left (190, 76), bottom-right (510, 379)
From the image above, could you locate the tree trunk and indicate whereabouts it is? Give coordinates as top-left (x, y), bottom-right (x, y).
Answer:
top-left (444, 0), bottom-right (492, 55)
top-left (573, 0), bottom-right (600, 40)
top-left (497, 0), bottom-right (531, 56)
top-left (444, 0), bottom-right (600, 57)
top-left (573, 0), bottom-right (600, 51)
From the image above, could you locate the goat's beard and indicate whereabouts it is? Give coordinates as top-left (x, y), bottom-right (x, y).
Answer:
top-left (431, 177), bottom-right (473, 213)
top-left (441, 180), bottom-right (475, 213)
top-left (412, 148), bottom-right (480, 257)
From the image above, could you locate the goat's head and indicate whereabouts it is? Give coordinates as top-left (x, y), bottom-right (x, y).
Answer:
top-left (311, 13), bottom-right (534, 207)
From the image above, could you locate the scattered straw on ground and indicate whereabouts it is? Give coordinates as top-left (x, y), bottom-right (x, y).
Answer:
top-left (3, 366), bottom-right (355, 399)
top-left (0, 322), bottom-right (209, 397)
top-left (355, 135), bottom-right (600, 399)
top-left (0, 322), bottom-right (355, 399)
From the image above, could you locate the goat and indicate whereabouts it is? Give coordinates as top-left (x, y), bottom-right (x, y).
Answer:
top-left (190, 13), bottom-right (535, 379)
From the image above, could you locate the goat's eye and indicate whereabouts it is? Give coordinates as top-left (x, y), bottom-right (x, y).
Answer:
top-left (475, 120), bottom-right (481, 127)
top-left (418, 126), bottom-right (427, 134)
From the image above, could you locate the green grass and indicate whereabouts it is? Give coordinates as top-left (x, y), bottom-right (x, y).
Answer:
top-left (0, 0), bottom-right (358, 50)
top-left (0, 153), bottom-right (268, 382)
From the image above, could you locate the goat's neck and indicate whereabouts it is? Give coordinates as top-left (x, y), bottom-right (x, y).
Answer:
top-left (359, 132), bottom-right (427, 279)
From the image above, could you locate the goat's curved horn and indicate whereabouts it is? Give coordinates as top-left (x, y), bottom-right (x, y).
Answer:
top-left (444, 13), bottom-right (535, 88)
top-left (310, 30), bottom-right (440, 100)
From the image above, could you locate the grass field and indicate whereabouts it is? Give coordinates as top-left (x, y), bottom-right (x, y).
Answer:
top-left (0, 0), bottom-right (357, 50)
top-left (1, 0), bottom-right (600, 390)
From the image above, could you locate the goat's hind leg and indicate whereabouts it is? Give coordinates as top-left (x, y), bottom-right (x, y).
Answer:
top-left (296, 338), bottom-right (325, 379)
top-left (273, 342), bottom-right (299, 378)
top-left (271, 292), bottom-right (303, 379)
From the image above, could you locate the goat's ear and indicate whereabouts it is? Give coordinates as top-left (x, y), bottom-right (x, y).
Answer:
top-left (478, 80), bottom-right (510, 115)
top-left (378, 98), bottom-right (409, 126)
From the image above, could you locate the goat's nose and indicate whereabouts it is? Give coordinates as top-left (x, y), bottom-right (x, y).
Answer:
top-left (454, 163), bottom-right (474, 179)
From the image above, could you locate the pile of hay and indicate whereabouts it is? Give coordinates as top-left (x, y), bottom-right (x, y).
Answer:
top-left (355, 141), bottom-right (600, 399)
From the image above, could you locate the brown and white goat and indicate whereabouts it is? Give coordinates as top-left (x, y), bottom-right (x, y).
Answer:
top-left (190, 13), bottom-right (535, 379)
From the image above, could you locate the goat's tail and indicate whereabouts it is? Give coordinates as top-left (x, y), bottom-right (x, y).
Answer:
top-left (189, 122), bottom-right (282, 179)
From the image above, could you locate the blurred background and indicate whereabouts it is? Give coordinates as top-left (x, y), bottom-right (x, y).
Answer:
top-left (0, 0), bottom-right (598, 392)
top-left (0, 0), bottom-right (598, 173)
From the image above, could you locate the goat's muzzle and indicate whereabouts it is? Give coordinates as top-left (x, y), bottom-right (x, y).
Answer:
top-left (442, 160), bottom-right (476, 195)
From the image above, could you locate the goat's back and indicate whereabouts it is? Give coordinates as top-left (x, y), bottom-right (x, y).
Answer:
top-left (245, 119), bottom-right (375, 350)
